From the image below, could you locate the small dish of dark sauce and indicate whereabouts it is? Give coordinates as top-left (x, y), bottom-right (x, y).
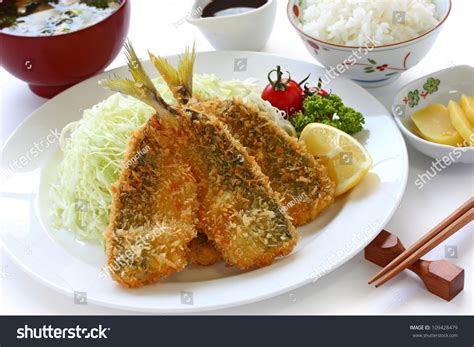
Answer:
top-left (202, 0), bottom-right (268, 18)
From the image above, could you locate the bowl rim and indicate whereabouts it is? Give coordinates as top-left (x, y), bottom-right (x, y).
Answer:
top-left (287, 0), bottom-right (452, 50)
top-left (186, 0), bottom-right (275, 22)
top-left (0, 0), bottom-right (128, 39)
top-left (392, 64), bottom-right (474, 152)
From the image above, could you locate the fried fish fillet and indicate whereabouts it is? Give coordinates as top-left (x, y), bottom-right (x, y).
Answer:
top-left (148, 48), bottom-right (298, 268)
top-left (195, 98), bottom-right (335, 226)
top-left (149, 52), bottom-right (335, 227)
top-left (103, 109), bottom-right (198, 288)
top-left (102, 43), bottom-right (201, 287)
top-left (187, 232), bottom-right (221, 266)
top-left (181, 105), bottom-right (298, 268)
top-left (102, 43), bottom-right (298, 285)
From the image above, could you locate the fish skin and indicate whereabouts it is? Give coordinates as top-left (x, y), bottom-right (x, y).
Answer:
top-left (104, 106), bottom-right (299, 285)
top-left (149, 46), bottom-right (335, 227)
top-left (102, 42), bottom-right (299, 287)
top-left (181, 106), bottom-right (298, 268)
top-left (193, 98), bottom-right (336, 226)
top-left (104, 111), bottom-right (199, 288)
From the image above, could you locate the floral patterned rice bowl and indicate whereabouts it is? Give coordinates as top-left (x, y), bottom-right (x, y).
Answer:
top-left (287, 0), bottom-right (452, 88)
top-left (392, 65), bottom-right (474, 164)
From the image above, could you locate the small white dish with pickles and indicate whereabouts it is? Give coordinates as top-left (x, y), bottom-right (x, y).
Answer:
top-left (393, 65), bottom-right (474, 164)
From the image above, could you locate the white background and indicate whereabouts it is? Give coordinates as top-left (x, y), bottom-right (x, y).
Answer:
top-left (0, 0), bottom-right (473, 315)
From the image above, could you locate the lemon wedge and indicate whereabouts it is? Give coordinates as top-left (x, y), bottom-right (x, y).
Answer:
top-left (300, 123), bottom-right (372, 196)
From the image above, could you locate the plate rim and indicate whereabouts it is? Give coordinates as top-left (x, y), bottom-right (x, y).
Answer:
top-left (0, 50), bottom-right (409, 313)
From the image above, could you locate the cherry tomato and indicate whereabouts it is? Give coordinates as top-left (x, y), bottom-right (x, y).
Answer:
top-left (262, 79), bottom-right (303, 117)
top-left (261, 66), bottom-right (307, 117)
top-left (303, 78), bottom-right (329, 98)
top-left (317, 89), bottom-right (329, 97)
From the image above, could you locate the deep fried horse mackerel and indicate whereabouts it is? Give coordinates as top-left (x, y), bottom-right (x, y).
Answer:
top-left (150, 50), bottom-right (335, 227)
top-left (194, 98), bottom-right (335, 226)
top-left (101, 42), bottom-right (298, 287)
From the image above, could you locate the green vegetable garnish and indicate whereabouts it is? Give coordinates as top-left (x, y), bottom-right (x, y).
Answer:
top-left (290, 93), bottom-right (365, 135)
top-left (0, 1), bottom-right (19, 29)
top-left (79, 0), bottom-right (112, 9)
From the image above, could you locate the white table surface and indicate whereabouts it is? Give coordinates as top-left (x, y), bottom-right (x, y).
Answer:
top-left (0, 0), bottom-right (473, 315)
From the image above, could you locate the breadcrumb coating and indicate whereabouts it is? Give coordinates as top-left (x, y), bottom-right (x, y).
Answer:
top-left (187, 232), bottom-right (221, 266)
top-left (193, 98), bottom-right (335, 226)
top-left (103, 43), bottom-right (301, 287)
top-left (104, 112), bottom-right (199, 288)
top-left (181, 107), bottom-right (298, 269)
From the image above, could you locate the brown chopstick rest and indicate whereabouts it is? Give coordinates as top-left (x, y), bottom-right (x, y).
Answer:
top-left (365, 230), bottom-right (464, 301)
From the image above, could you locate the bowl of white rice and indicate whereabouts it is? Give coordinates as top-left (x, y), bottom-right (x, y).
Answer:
top-left (288, 0), bottom-right (451, 87)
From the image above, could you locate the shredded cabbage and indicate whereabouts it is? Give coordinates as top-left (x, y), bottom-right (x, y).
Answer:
top-left (49, 74), bottom-right (296, 242)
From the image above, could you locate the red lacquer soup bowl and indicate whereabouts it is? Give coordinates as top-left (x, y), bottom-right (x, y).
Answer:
top-left (0, 0), bottom-right (130, 98)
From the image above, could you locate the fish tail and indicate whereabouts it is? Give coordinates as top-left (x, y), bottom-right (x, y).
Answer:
top-left (100, 40), bottom-right (169, 112)
top-left (178, 43), bottom-right (196, 99)
top-left (148, 43), bottom-right (196, 104)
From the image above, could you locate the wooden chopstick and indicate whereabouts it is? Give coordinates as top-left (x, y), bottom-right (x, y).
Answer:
top-left (368, 197), bottom-right (474, 284)
top-left (374, 207), bottom-right (473, 288)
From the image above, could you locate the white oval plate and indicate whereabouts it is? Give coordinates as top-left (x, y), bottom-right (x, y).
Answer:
top-left (0, 51), bottom-right (408, 313)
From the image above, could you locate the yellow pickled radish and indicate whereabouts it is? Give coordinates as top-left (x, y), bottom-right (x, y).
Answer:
top-left (411, 103), bottom-right (463, 146)
top-left (448, 100), bottom-right (474, 146)
top-left (412, 123), bottom-right (424, 139)
top-left (459, 94), bottom-right (474, 126)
